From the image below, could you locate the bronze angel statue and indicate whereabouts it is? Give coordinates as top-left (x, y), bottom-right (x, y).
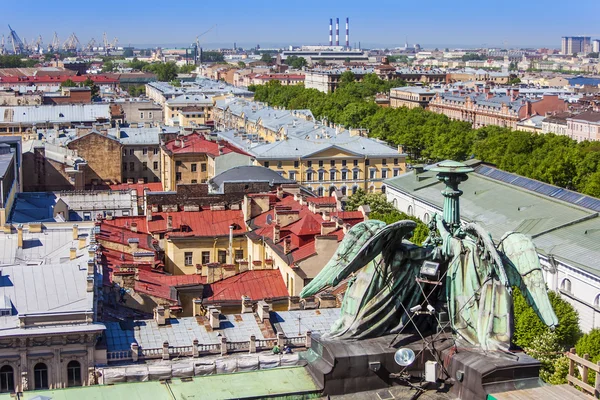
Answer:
top-left (300, 161), bottom-right (558, 351)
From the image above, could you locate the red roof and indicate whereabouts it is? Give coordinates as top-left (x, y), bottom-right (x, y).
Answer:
top-left (96, 222), bottom-right (156, 251)
top-left (306, 196), bottom-right (336, 205)
top-left (254, 74), bottom-right (305, 80)
top-left (164, 132), bottom-right (249, 157)
top-left (109, 182), bottom-right (163, 197)
top-left (135, 269), bottom-right (205, 302)
top-left (0, 74), bottom-right (119, 84)
top-left (203, 270), bottom-right (288, 303)
top-left (149, 210), bottom-right (247, 237)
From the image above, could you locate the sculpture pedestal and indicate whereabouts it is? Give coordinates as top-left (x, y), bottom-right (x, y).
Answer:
top-left (304, 332), bottom-right (454, 395)
top-left (304, 333), bottom-right (543, 399)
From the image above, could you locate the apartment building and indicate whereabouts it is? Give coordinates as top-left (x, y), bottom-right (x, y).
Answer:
top-left (390, 86), bottom-right (440, 109)
top-left (214, 98), bottom-right (406, 194)
top-left (566, 111), bottom-right (600, 142)
top-left (428, 87), bottom-right (568, 129)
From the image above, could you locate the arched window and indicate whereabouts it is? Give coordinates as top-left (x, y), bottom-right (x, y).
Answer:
top-left (67, 361), bottom-right (82, 387)
top-left (594, 294), bottom-right (600, 308)
top-left (0, 365), bottom-right (13, 393)
top-left (329, 186), bottom-right (336, 196)
top-left (560, 278), bottom-right (572, 293)
top-left (352, 186), bottom-right (358, 195)
top-left (381, 185), bottom-right (386, 194)
top-left (392, 198), bottom-right (398, 208)
top-left (407, 205), bottom-right (414, 217)
top-left (423, 213), bottom-right (430, 224)
top-left (317, 187), bottom-right (324, 197)
top-left (34, 363), bottom-right (48, 390)
top-left (341, 186), bottom-right (347, 196)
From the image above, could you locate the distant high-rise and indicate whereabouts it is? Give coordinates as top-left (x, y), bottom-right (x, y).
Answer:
top-left (561, 36), bottom-right (591, 55)
top-left (593, 39), bottom-right (600, 53)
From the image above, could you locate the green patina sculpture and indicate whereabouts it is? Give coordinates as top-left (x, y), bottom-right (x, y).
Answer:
top-left (300, 161), bottom-right (558, 351)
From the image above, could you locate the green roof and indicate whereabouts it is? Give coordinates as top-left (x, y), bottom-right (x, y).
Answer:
top-left (14, 367), bottom-right (319, 400)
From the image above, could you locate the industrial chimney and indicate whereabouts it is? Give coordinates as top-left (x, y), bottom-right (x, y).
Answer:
top-left (336, 18), bottom-right (339, 46)
top-left (346, 18), bottom-right (349, 49)
top-left (329, 18), bottom-right (333, 46)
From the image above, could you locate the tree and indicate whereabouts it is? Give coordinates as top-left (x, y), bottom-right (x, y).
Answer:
top-left (178, 64), bottom-right (196, 74)
top-left (508, 77), bottom-right (521, 85)
top-left (127, 57), bottom-right (149, 71)
top-left (513, 288), bottom-right (581, 349)
top-left (260, 52), bottom-right (274, 64)
top-left (461, 53), bottom-right (485, 62)
top-left (101, 61), bottom-right (115, 73)
top-left (170, 79), bottom-right (181, 87)
top-left (151, 62), bottom-right (178, 82)
top-left (238, 61), bottom-right (246, 68)
top-left (575, 329), bottom-right (600, 385)
top-left (284, 55), bottom-right (307, 69)
top-left (60, 79), bottom-right (77, 88)
top-left (80, 77), bottom-right (99, 98)
top-left (525, 331), bottom-right (565, 383)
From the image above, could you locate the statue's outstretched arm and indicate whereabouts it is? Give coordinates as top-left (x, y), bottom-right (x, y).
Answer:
top-left (499, 232), bottom-right (559, 329)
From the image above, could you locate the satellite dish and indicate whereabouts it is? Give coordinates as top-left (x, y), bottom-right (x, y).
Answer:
top-left (266, 214), bottom-right (273, 225)
top-left (394, 348), bottom-right (416, 366)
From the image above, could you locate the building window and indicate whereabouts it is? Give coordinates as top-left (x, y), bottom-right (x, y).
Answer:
top-left (307, 172), bottom-right (313, 181)
top-left (184, 252), bottom-right (193, 266)
top-left (352, 186), bottom-right (358, 194)
top-left (318, 160), bottom-right (323, 167)
top-left (330, 171), bottom-right (336, 181)
top-left (153, 161), bottom-right (159, 170)
top-left (341, 171), bottom-right (347, 180)
top-left (149, 112), bottom-right (153, 119)
top-left (235, 249), bottom-right (244, 261)
top-left (330, 160), bottom-right (335, 167)
top-left (0, 365), bottom-right (14, 393)
top-left (423, 213), bottom-right (430, 224)
top-left (407, 205), bottom-right (414, 216)
top-left (342, 160), bottom-right (347, 167)
top-left (294, 161), bottom-right (299, 168)
top-left (191, 179), bottom-right (197, 183)
top-left (218, 250), bottom-right (227, 264)
top-left (365, 159), bottom-right (370, 166)
top-left (122, 149), bottom-right (127, 156)
top-left (382, 169), bottom-right (387, 179)
top-left (176, 172), bottom-right (182, 181)
top-left (67, 361), bottom-right (82, 387)
top-left (201, 251), bottom-right (210, 264)
top-left (289, 171), bottom-right (296, 180)
top-left (201, 163), bottom-right (207, 172)
top-left (175, 161), bottom-right (182, 167)
top-left (153, 148), bottom-right (159, 155)
top-left (595, 294), bottom-right (600, 308)
top-left (275, 161), bottom-right (282, 169)
top-left (83, 212), bottom-right (91, 221)
top-left (34, 363), bottom-right (49, 390)
top-left (317, 187), bottom-right (324, 196)
top-left (264, 161), bottom-right (270, 168)
top-left (394, 158), bottom-right (399, 165)
top-left (140, 112), bottom-right (145, 119)
top-left (318, 171), bottom-right (324, 181)
top-left (341, 186), bottom-right (347, 195)
top-left (142, 162), bottom-right (148, 171)
top-left (370, 170), bottom-right (376, 179)
top-left (191, 163), bottom-right (197, 172)
top-left (353, 171), bottom-right (359, 180)
top-left (394, 169), bottom-right (400, 177)
top-left (129, 162), bottom-right (135, 171)
top-left (353, 160), bottom-right (358, 167)
top-left (382, 159), bottom-right (387, 166)
top-left (307, 161), bottom-right (312, 167)
top-left (122, 162), bottom-right (127, 172)
top-left (561, 278), bottom-right (572, 293)
top-left (143, 148), bottom-right (148, 155)
top-left (381, 185), bottom-right (386, 194)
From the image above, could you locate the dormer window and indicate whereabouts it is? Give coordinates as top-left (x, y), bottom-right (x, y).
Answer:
top-left (0, 295), bottom-right (12, 316)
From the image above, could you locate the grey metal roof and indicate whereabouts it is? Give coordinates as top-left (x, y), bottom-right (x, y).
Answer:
top-left (210, 166), bottom-right (292, 192)
top-left (0, 104), bottom-right (110, 124)
top-left (0, 152), bottom-right (13, 179)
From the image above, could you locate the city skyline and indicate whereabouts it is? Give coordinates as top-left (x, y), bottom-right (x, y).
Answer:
top-left (4, 0), bottom-right (600, 49)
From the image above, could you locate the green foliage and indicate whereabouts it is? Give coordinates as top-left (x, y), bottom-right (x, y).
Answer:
top-left (144, 62), bottom-right (178, 82)
top-left (547, 355), bottom-right (570, 385)
top-left (387, 55), bottom-right (410, 64)
top-left (575, 328), bottom-right (600, 363)
top-left (369, 210), bottom-right (430, 246)
top-left (284, 55), bottom-right (307, 69)
top-left (178, 64), bottom-right (196, 74)
top-left (128, 85), bottom-right (146, 97)
top-left (170, 79), bottom-right (181, 87)
top-left (508, 77), bottom-right (521, 85)
top-left (0, 55), bottom-right (37, 68)
top-left (60, 79), bottom-right (77, 88)
top-left (513, 288), bottom-right (581, 349)
top-left (127, 57), bottom-right (149, 71)
top-left (238, 61), bottom-right (246, 68)
top-left (101, 61), bottom-right (115, 73)
top-left (80, 77), bottom-right (99, 98)
top-left (461, 53), bottom-right (486, 62)
top-left (261, 53), bottom-right (274, 64)
top-left (525, 331), bottom-right (565, 383)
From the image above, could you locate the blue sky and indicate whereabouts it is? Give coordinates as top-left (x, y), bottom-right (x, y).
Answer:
top-left (3, 0), bottom-right (600, 49)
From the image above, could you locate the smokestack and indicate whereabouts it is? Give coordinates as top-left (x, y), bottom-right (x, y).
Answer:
top-left (346, 18), bottom-right (349, 49)
top-left (336, 18), bottom-right (339, 46)
top-left (329, 18), bottom-right (333, 46)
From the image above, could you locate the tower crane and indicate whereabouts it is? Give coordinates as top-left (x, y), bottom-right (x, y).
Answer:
top-left (8, 25), bottom-right (25, 54)
top-left (48, 32), bottom-right (60, 53)
top-left (194, 24), bottom-right (217, 66)
top-left (85, 38), bottom-right (97, 52)
top-left (63, 33), bottom-right (80, 52)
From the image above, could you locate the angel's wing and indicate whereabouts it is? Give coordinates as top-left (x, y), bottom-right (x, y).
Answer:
top-left (499, 232), bottom-right (559, 329)
top-left (299, 219), bottom-right (417, 298)
top-left (463, 222), bottom-right (510, 288)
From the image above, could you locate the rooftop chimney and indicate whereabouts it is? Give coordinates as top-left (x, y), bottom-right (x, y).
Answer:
top-left (130, 222), bottom-right (138, 233)
top-left (72, 224), bottom-right (79, 240)
top-left (70, 247), bottom-right (77, 260)
top-left (167, 215), bottom-right (173, 231)
top-left (329, 18), bottom-right (333, 46)
top-left (336, 18), bottom-right (339, 46)
top-left (17, 224), bottom-right (23, 249)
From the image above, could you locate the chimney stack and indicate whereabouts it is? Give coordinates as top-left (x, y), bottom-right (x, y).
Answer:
top-left (336, 18), bottom-right (339, 46)
top-left (167, 215), bottom-right (173, 231)
top-left (17, 224), bottom-right (23, 249)
top-left (70, 247), bottom-right (77, 260)
top-left (329, 18), bottom-right (333, 46)
top-left (72, 224), bottom-right (79, 240)
top-left (346, 17), bottom-right (349, 49)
